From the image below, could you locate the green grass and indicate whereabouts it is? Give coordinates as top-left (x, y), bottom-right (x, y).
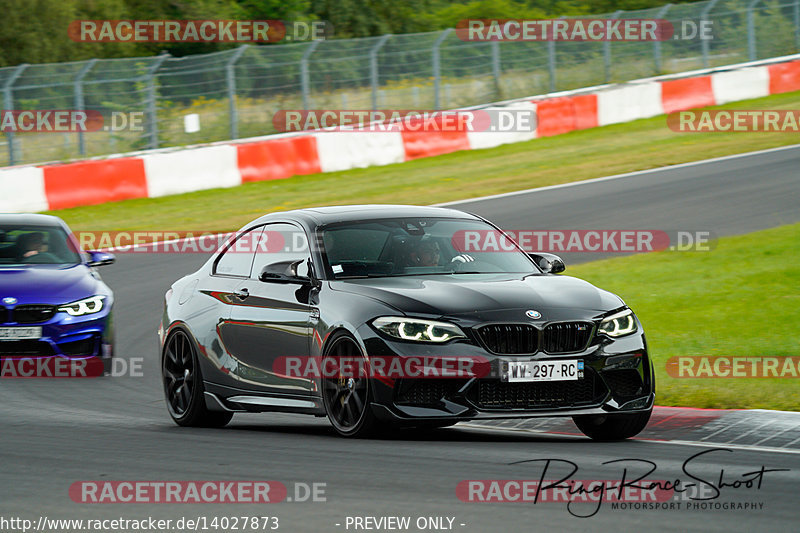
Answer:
top-left (51, 90), bottom-right (800, 232)
top-left (568, 223), bottom-right (800, 411)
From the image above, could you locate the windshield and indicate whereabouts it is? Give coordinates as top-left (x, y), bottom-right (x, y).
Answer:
top-left (319, 217), bottom-right (537, 279)
top-left (0, 224), bottom-right (82, 267)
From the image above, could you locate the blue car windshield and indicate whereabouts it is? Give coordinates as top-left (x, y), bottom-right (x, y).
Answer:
top-left (319, 217), bottom-right (537, 279)
top-left (0, 225), bottom-right (82, 267)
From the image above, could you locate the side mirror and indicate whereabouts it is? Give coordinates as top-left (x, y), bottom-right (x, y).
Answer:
top-left (87, 250), bottom-right (115, 267)
top-left (259, 259), bottom-right (313, 284)
top-left (528, 252), bottom-right (565, 274)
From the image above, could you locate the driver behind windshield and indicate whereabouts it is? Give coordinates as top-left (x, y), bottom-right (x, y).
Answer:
top-left (407, 238), bottom-right (441, 267)
top-left (17, 232), bottom-right (47, 260)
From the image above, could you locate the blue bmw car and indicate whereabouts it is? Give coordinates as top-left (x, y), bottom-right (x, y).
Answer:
top-left (0, 214), bottom-right (115, 377)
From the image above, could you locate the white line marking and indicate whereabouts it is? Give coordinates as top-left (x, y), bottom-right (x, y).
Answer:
top-left (781, 434), bottom-right (800, 449)
top-left (699, 417), bottom-right (749, 442)
top-left (458, 423), bottom-right (800, 455)
top-left (725, 420), bottom-right (774, 444)
top-left (434, 143), bottom-right (800, 207)
top-left (752, 424), bottom-right (800, 446)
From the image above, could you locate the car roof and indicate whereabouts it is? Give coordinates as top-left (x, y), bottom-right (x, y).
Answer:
top-left (0, 213), bottom-right (67, 227)
top-left (250, 204), bottom-right (479, 227)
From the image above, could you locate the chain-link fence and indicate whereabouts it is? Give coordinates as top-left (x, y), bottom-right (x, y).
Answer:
top-left (2, 0), bottom-right (799, 167)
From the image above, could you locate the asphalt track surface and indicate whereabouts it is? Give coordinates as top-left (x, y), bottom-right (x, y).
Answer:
top-left (2, 145), bottom-right (800, 532)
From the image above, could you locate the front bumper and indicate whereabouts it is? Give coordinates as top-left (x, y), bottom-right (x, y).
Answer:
top-left (358, 321), bottom-right (654, 423)
top-left (0, 305), bottom-right (114, 376)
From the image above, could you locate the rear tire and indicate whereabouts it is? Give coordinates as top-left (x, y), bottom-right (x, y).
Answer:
top-left (162, 329), bottom-right (233, 428)
top-left (573, 409), bottom-right (651, 441)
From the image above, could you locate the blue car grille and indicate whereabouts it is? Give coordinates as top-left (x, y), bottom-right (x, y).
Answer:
top-left (12, 305), bottom-right (56, 324)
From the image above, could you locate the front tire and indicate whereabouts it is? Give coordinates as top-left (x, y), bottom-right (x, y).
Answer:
top-left (573, 409), bottom-right (652, 441)
top-left (162, 329), bottom-right (233, 428)
top-left (321, 332), bottom-right (384, 437)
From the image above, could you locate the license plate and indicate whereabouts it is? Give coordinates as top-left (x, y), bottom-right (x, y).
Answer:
top-left (503, 359), bottom-right (583, 382)
top-left (0, 327), bottom-right (42, 340)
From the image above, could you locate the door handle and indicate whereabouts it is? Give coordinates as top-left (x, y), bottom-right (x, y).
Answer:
top-left (233, 288), bottom-right (249, 300)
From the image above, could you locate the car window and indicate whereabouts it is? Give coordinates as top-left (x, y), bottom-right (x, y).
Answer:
top-left (319, 218), bottom-right (536, 279)
top-left (0, 224), bottom-right (81, 267)
top-left (213, 225), bottom-right (263, 277)
top-left (251, 223), bottom-right (311, 279)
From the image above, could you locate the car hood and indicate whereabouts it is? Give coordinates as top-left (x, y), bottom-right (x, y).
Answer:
top-left (0, 265), bottom-right (101, 305)
top-left (329, 273), bottom-right (624, 322)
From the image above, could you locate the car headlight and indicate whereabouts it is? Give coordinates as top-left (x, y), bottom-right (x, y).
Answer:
top-left (372, 317), bottom-right (466, 343)
top-left (58, 295), bottom-right (106, 316)
top-left (598, 309), bottom-right (638, 338)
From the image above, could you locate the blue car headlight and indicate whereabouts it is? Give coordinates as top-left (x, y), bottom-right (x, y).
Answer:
top-left (372, 316), bottom-right (466, 343)
top-left (598, 309), bottom-right (638, 338)
top-left (58, 295), bottom-right (106, 317)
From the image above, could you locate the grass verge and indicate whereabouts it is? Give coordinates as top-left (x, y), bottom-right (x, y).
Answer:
top-left (51, 90), bottom-right (800, 232)
top-left (568, 223), bottom-right (800, 411)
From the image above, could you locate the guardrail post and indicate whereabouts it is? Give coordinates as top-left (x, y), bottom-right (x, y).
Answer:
top-left (3, 64), bottom-right (28, 166)
top-left (604, 11), bottom-right (623, 83)
top-left (654, 4), bottom-right (672, 73)
top-left (701, 0), bottom-right (721, 68)
top-left (433, 28), bottom-right (453, 110)
top-left (370, 35), bottom-right (391, 109)
top-left (226, 45), bottom-right (248, 140)
top-left (301, 40), bottom-right (321, 110)
top-left (74, 59), bottom-right (97, 157)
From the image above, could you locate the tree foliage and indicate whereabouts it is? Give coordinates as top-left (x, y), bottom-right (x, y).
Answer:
top-left (2, 0), bottom-right (702, 66)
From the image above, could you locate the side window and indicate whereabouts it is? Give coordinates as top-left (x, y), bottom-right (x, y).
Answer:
top-left (213, 226), bottom-right (264, 277)
top-left (251, 223), bottom-right (310, 279)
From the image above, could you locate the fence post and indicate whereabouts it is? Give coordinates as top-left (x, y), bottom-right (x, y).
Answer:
top-left (491, 40), bottom-right (501, 99)
top-left (3, 64), bottom-right (28, 166)
top-left (144, 53), bottom-right (169, 151)
top-left (795, 0), bottom-right (800, 52)
top-left (433, 28), bottom-right (453, 110)
top-left (747, 0), bottom-right (757, 61)
top-left (747, 0), bottom-right (763, 61)
top-left (700, 0), bottom-right (721, 68)
top-left (370, 35), bottom-right (391, 109)
top-left (227, 45), bottom-right (248, 140)
top-left (301, 40), bottom-right (321, 110)
top-left (604, 11), bottom-right (623, 83)
top-left (654, 4), bottom-right (672, 74)
top-left (74, 59), bottom-right (97, 157)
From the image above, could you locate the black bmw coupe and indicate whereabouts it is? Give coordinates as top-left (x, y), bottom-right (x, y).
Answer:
top-left (160, 205), bottom-right (654, 439)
